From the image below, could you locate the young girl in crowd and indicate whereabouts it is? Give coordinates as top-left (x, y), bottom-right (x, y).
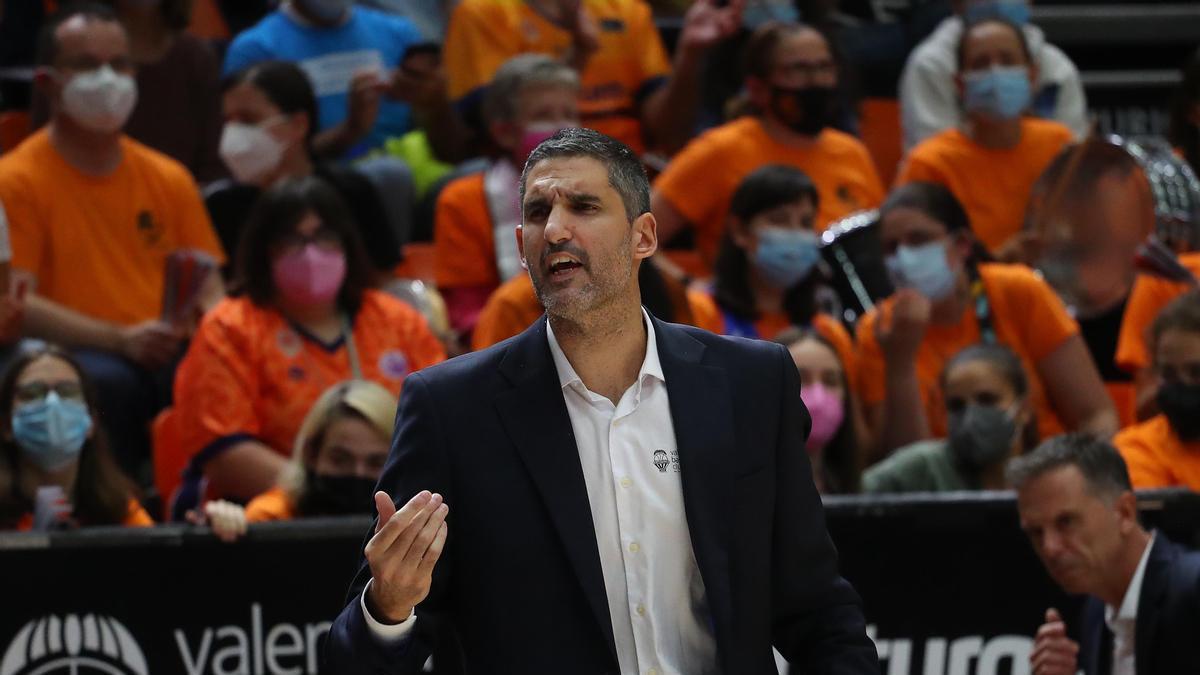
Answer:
top-left (776, 328), bottom-right (862, 494)
top-left (201, 380), bottom-right (396, 542)
top-left (0, 346), bottom-right (152, 529)
top-left (691, 164), bottom-right (857, 376)
top-left (855, 182), bottom-right (1116, 456)
top-left (863, 344), bottom-right (1037, 493)
top-left (173, 177), bottom-right (443, 512)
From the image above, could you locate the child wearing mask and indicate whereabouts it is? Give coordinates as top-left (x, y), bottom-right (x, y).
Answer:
top-left (0, 346), bottom-right (153, 529)
top-left (1115, 290), bottom-right (1200, 491)
top-left (690, 165), bottom-right (856, 376)
top-left (776, 328), bottom-right (862, 494)
top-left (855, 182), bottom-right (1116, 455)
top-left (896, 17), bottom-right (1072, 259)
top-left (173, 177), bottom-right (444, 513)
top-left (199, 380), bottom-right (396, 542)
top-left (863, 344), bottom-right (1037, 493)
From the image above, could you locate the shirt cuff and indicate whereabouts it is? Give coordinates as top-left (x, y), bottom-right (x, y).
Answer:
top-left (360, 579), bottom-right (417, 644)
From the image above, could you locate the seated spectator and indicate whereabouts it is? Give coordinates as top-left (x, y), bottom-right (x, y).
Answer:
top-left (444, 0), bottom-right (741, 154)
top-left (776, 328), bottom-right (861, 494)
top-left (688, 165), bottom-right (856, 370)
top-left (0, 345), bottom-right (152, 530)
top-left (200, 380), bottom-right (396, 542)
top-left (31, 0), bottom-right (225, 182)
top-left (434, 54), bottom-right (579, 338)
top-left (1114, 290), bottom-right (1200, 491)
top-left (208, 60), bottom-right (399, 279)
top-left (899, 0), bottom-right (1085, 151)
top-left (652, 21), bottom-right (884, 269)
top-left (863, 344), bottom-right (1036, 493)
top-left (895, 17), bottom-right (1073, 258)
top-left (0, 5), bottom-right (225, 473)
top-left (222, 0), bottom-right (456, 161)
top-left (1169, 47), bottom-right (1199, 178)
top-left (173, 177), bottom-right (444, 507)
top-left (855, 182), bottom-right (1116, 454)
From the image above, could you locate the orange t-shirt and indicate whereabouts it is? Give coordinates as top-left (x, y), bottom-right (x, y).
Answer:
top-left (687, 290), bottom-right (857, 383)
top-left (1114, 414), bottom-right (1200, 491)
top-left (1115, 253), bottom-right (1200, 373)
top-left (895, 118), bottom-right (1072, 253)
top-left (174, 290), bottom-right (446, 462)
top-left (15, 498), bottom-right (153, 530)
top-left (445, 0), bottom-right (670, 153)
top-left (0, 129), bottom-right (224, 325)
top-left (653, 117), bottom-right (885, 267)
top-left (244, 486), bottom-right (298, 522)
top-left (471, 273), bottom-right (721, 350)
top-left (855, 264), bottom-right (1080, 439)
top-left (434, 172), bottom-right (501, 290)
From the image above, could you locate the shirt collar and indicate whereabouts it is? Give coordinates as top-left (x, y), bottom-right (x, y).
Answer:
top-left (545, 308), bottom-right (665, 392)
top-left (1106, 531), bottom-right (1156, 627)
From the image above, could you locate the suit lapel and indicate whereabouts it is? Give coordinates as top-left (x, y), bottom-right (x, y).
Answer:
top-left (1134, 533), bottom-right (1172, 675)
top-left (655, 319), bottom-right (736, 668)
top-left (492, 318), bottom-right (618, 662)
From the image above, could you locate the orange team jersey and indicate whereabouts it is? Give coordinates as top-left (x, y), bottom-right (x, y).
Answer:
top-left (687, 290), bottom-right (857, 384)
top-left (1115, 253), bottom-right (1200, 373)
top-left (855, 263), bottom-right (1080, 439)
top-left (472, 273), bottom-right (722, 350)
top-left (1106, 381), bottom-right (1137, 430)
top-left (0, 129), bottom-right (224, 326)
top-left (244, 486), bottom-right (298, 522)
top-left (174, 290), bottom-right (446, 462)
top-left (653, 117), bottom-right (885, 268)
top-left (434, 172), bottom-right (500, 290)
top-left (444, 0), bottom-right (670, 153)
top-left (15, 498), bottom-right (154, 530)
top-left (895, 118), bottom-right (1072, 253)
top-left (1114, 414), bottom-right (1200, 491)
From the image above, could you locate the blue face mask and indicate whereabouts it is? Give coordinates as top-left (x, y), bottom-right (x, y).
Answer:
top-left (886, 241), bottom-right (958, 300)
top-left (753, 227), bottom-right (821, 289)
top-left (12, 392), bottom-right (93, 471)
top-left (964, 0), bottom-right (1031, 26)
top-left (964, 66), bottom-right (1032, 121)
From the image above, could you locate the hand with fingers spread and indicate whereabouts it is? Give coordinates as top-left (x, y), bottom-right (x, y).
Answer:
top-left (364, 490), bottom-right (450, 624)
top-left (1030, 608), bottom-right (1079, 675)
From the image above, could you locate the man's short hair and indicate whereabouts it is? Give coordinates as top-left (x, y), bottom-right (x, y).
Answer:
top-left (520, 127), bottom-right (650, 223)
top-left (482, 54), bottom-right (579, 125)
top-left (1152, 289), bottom-right (1200, 355)
top-left (956, 18), bottom-right (1032, 72)
top-left (1006, 433), bottom-right (1133, 500)
top-left (36, 2), bottom-right (121, 68)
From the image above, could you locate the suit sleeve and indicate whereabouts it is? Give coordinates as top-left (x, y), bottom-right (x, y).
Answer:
top-left (324, 372), bottom-right (455, 674)
top-left (770, 345), bottom-right (880, 673)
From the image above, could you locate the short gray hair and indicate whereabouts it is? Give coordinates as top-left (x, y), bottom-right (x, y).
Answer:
top-left (520, 127), bottom-right (650, 223)
top-left (482, 54), bottom-right (580, 124)
top-left (1006, 433), bottom-right (1133, 500)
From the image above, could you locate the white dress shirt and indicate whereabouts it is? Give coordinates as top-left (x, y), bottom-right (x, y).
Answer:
top-left (1104, 532), bottom-right (1156, 675)
top-left (362, 311), bottom-right (719, 675)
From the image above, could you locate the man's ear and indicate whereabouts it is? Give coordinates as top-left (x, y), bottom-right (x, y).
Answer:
top-left (632, 213), bottom-right (658, 261)
top-left (1116, 491), bottom-right (1140, 534)
top-left (515, 225), bottom-right (527, 269)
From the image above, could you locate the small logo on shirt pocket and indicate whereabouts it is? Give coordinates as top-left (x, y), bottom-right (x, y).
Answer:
top-left (653, 449), bottom-right (668, 472)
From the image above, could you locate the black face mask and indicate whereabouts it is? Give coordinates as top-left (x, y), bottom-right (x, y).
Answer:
top-left (947, 404), bottom-right (1018, 471)
top-left (297, 469), bottom-right (378, 517)
top-left (1157, 381), bottom-right (1200, 441)
top-left (768, 85), bottom-right (837, 137)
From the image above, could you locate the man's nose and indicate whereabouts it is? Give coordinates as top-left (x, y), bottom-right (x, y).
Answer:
top-left (544, 205), bottom-right (574, 244)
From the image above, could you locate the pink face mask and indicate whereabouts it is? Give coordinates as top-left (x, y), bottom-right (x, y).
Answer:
top-left (518, 123), bottom-right (569, 164)
top-left (272, 244), bottom-right (346, 306)
top-left (800, 383), bottom-right (845, 453)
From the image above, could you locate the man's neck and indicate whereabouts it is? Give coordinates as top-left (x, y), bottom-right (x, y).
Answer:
top-left (550, 295), bottom-right (647, 404)
top-left (965, 116), bottom-right (1023, 150)
top-left (48, 118), bottom-right (123, 176)
top-left (759, 115), bottom-right (819, 149)
top-left (1100, 529), bottom-right (1153, 608)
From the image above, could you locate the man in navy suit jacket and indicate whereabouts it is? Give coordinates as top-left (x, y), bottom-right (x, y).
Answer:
top-left (324, 127), bottom-right (878, 673)
top-left (1009, 434), bottom-right (1200, 675)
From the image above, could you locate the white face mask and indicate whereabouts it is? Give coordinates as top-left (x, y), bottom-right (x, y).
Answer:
top-left (60, 65), bottom-right (138, 133)
top-left (219, 118), bottom-right (287, 185)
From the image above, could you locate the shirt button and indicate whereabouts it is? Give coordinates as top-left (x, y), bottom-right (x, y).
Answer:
top-left (619, 477), bottom-right (633, 489)
top-left (636, 604), bottom-right (646, 616)
top-left (629, 542), bottom-right (640, 554)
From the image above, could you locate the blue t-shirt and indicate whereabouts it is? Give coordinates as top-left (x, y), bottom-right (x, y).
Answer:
top-left (223, 7), bottom-right (423, 157)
